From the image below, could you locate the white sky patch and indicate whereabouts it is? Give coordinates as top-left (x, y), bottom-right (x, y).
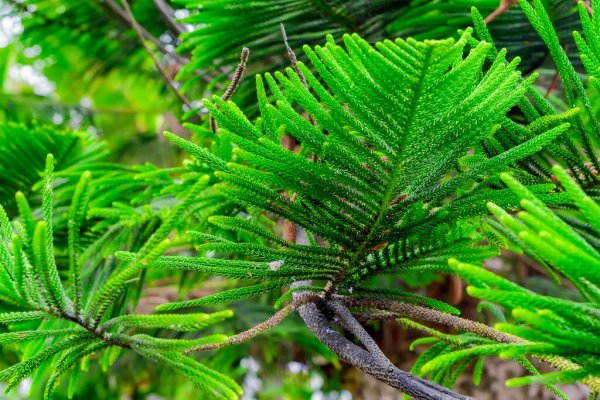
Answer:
top-left (0, 13), bottom-right (23, 48)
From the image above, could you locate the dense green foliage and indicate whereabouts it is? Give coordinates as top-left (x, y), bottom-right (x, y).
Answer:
top-left (0, 0), bottom-right (599, 399)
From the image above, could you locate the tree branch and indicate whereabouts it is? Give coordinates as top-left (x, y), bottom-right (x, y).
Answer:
top-left (99, 0), bottom-right (188, 65)
top-left (337, 296), bottom-right (517, 344)
top-left (152, 0), bottom-right (188, 37)
top-left (329, 299), bottom-right (392, 368)
top-left (276, 30), bottom-right (470, 397)
top-left (296, 296), bottom-right (475, 400)
top-left (184, 294), bottom-right (316, 353)
top-left (121, 0), bottom-right (196, 113)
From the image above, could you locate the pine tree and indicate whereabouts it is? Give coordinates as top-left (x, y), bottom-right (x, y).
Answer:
top-left (1, 0), bottom-right (600, 399)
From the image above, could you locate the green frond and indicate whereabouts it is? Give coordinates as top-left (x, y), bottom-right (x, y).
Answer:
top-left (507, 368), bottom-right (596, 387)
top-left (0, 333), bottom-right (93, 392)
top-left (67, 170), bottom-right (92, 315)
top-left (43, 340), bottom-right (108, 400)
top-left (0, 311), bottom-right (50, 324)
top-left (165, 30), bottom-right (563, 311)
top-left (121, 333), bottom-right (228, 351)
top-left (135, 349), bottom-right (242, 400)
top-left (103, 310), bottom-right (234, 331)
top-left (157, 282), bottom-right (289, 311)
top-left (0, 123), bottom-right (107, 215)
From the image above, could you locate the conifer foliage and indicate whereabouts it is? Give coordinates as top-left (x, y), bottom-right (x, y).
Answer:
top-left (2, 0), bottom-right (600, 399)
top-left (0, 156), bottom-right (241, 399)
top-left (163, 29), bottom-right (568, 311)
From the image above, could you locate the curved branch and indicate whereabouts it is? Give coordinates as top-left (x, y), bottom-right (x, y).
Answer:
top-left (337, 296), bottom-right (516, 344)
top-left (329, 299), bottom-right (392, 368)
top-left (297, 299), bottom-right (475, 400)
top-left (184, 294), bottom-right (316, 353)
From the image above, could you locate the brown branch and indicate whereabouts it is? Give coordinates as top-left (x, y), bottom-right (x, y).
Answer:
top-left (121, 0), bottom-right (196, 113)
top-left (329, 299), bottom-right (392, 368)
top-left (337, 295), bottom-right (517, 344)
top-left (184, 294), bottom-right (316, 353)
top-left (349, 303), bottom-right (600, 392)
top-left (448, 275), bottom-right (464, 305)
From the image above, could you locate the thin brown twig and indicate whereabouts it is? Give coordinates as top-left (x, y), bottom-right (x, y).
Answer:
top-left (545, 69), bottom-right (561, 98)
top-left (184, 294), bottom-right (317, 353)
top-left (545, 44), bottom-right (569, 98)
top-left (280, 23), bottom-right (308, 88)
top-left (281, 23), bottom-right (316, 127)
top-left (121, 0), bottom-right (196, 113)
top-left (336, 295), bottom-right (517, 344)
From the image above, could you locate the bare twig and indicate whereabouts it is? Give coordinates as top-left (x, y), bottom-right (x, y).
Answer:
top-left (152, 0), bottom-right (188, 37)
top-left (99, 0), bottom-right (188, 65)
top-left (184, 294), bottom-right (316, 353)
top-left (209, 47), bottom-right (250, 133)
top-left (281, 23), bottom-right (316, 127)
top-left (280, 24), bottom-right (308, 89)
top-left (337, 295), bottom-right (517, 344)
top-left (121, 0), bottom-right (196, 113)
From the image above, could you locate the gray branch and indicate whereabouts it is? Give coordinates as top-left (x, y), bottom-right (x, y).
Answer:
top-left (298, 300), bottom-right (475, 400)
top-left (290, 281), bottom-right (475, 400)
top-left (329, 300), bottom-right (392, 368)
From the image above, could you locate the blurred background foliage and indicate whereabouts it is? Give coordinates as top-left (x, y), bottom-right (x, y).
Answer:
top-left (0, 0), bottom-right (592, 399)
